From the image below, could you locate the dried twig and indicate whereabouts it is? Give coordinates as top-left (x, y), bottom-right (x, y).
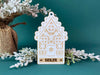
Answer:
top-left (10, 22), bottom-right (26, 28)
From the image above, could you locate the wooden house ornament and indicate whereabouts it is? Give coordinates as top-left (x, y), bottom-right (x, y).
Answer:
top-left (34, 12), bottom-right (68, 64)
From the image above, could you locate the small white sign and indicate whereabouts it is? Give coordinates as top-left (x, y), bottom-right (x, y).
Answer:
top-left (34, 12), bottom-right (68, 64)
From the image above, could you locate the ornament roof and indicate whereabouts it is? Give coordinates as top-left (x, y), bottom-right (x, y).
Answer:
top-left (34, 12), bottom-right (68, 41)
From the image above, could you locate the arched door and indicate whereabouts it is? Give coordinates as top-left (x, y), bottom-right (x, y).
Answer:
top-left (46, 45), bottom-right (56, 56)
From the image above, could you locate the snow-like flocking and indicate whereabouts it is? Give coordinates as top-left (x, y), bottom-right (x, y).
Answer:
top-left (0, 48), bottom-right (100, 68)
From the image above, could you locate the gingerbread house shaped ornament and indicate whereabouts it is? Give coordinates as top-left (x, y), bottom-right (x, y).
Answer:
top-left (34, 12), bottom-right (68, 64)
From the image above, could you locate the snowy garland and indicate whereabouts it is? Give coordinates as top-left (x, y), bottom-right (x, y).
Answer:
top-left (0, 48), bottom-right (100, 68)
top-left (0, 0), bottom-right (51, 18)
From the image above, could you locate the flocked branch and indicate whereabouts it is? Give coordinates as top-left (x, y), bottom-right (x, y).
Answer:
top-left (0, 0), bottom-right (51, 19)
top-left (10, 48), bottom-right (37, 68)
top-left (65, 48), bottom-right (100, 65)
